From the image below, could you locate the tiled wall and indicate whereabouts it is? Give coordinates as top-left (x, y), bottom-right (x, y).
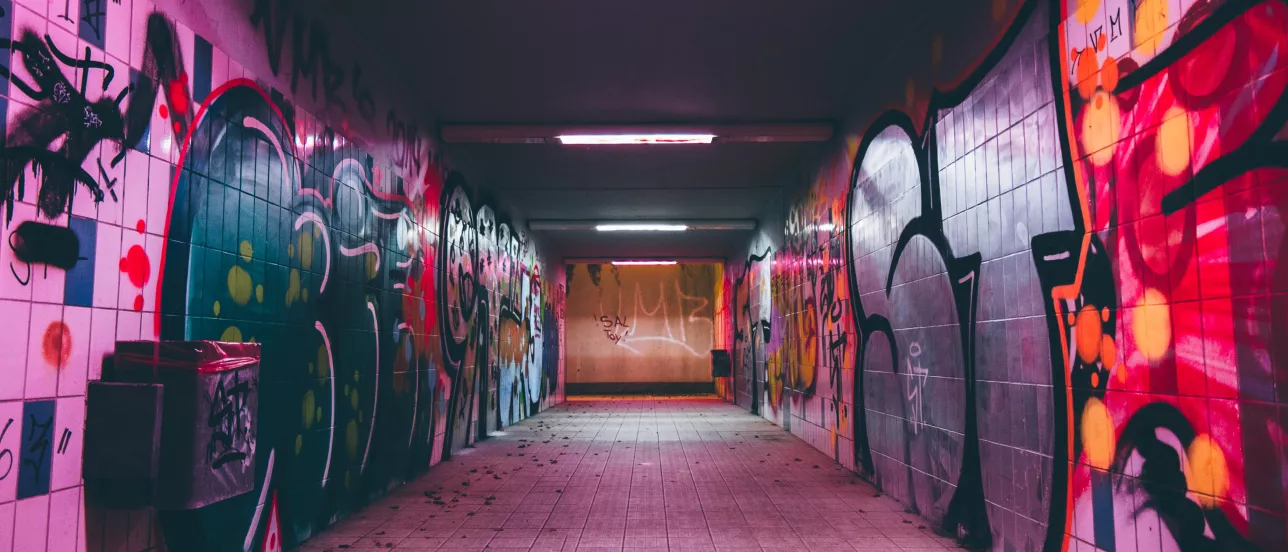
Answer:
top-left (0, 0), bottom-right (564, 551)
top-left (730, 0), bottom-right (1288, 550)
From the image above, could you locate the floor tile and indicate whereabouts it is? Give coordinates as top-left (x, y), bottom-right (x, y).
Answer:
top-left (293, 396), bottom-right (948, 551)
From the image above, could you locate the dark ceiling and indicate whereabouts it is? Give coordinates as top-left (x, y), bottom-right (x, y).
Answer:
top-left (314, 0), bottom-right (1002, 260)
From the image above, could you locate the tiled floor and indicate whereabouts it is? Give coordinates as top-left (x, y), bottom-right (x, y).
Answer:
top-left (296, 396), bottom-right (958, 551)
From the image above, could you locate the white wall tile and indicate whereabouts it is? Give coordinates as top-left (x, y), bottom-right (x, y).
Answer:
top-left (51, 396), bottom-right (84, 491)
top-left (12, 494), bottom-right (49, 551)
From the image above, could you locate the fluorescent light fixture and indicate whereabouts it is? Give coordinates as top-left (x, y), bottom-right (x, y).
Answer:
top-left (529, 220), bottom-right (754, 231)
top-left (595, 223), bottom-right (688, 232)
top-left (442, 124), bottom-right (833, 144)
top-left (612, 261), bottom-right (677, 266)
top-left (556, 134), bottom-right (715, 145)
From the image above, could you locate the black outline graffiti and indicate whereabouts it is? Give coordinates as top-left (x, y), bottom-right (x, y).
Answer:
top-left (1111, 403), bottom-right (1257, 550)
top-left (80, 0), bottom-right (106, 42)
top-left (207, 371), bottom-right (253, 469)
top-left (437, 173), bottom-right (554, 458)
top-left (21, 410), bottom-right (53, 493)
top-left (57, 0), bottom-right (73, 25)
top-left (133, 12), bottom-right (191, 151)
top-left (841, 0), bottom-right (1048, 545)
top-left (249, 0), bottom-right (376, 120)
top-left (57, 428), bottom-right (72, 454)
top-left (437, 170), bottom-right (478, 461)
top-left (0, 11), bottom-right (184, 224)
top-left (9, 220), bottom-right (80, 269)
top-left (0, 418), bottom-right (13, 481)
top-left (733, 247), bottom-right (773, 416)
top-left (846, 110), bottom-right (988, 545)
top-left (0, 31), bottom-right (122, 221)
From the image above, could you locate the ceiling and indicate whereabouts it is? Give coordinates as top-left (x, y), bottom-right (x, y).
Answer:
top-left (313, 0), bottom-right (1001, 260)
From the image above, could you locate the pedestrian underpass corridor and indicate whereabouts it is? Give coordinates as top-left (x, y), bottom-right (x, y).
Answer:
top-left (297, 397), bottom-right (952, 551)
top-left (7, 0), bottom-right (1288, 551)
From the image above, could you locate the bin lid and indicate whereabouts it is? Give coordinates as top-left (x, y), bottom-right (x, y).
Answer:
top-left (114, 341), bottom-right (261, 373)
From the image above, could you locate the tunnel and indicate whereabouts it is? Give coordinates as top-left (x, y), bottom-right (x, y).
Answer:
top-left (0, 0), bottom-right (1286, 550)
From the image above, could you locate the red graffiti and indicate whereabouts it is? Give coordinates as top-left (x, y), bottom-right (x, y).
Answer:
top-left (423, 161), bottom-right (444, 222)
top-left (167, 73), bottom-right (190, 116)
top-left (41, 321), bottom-right (71, 369)
top-left (135, 219), bottom-right (146, 234)
top-left (158, 103), bottom-right (168, 119)
top-left (120, 245), bottom-right (150, 288)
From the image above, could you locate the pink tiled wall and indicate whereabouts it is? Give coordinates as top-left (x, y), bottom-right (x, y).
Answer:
top-left (0, 0), bottom-right (565, 551)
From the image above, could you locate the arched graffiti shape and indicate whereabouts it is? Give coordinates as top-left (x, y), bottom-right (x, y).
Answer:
top-left (844, 1), bottom-right (1068, 547)
top-left (847, 114), bottom-right (989, 546)
top-left (154, 79), bottom-right (443, 550)
top-left (436, 172), bottom-right (479, 457)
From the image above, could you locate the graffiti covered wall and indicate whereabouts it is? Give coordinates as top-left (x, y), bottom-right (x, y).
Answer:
top-left (565, 263), bottom-right (719, 387)
top-left (0, 0), bottom-right (564, 551)
top-left (731, 0), bottom-right (1288, 550)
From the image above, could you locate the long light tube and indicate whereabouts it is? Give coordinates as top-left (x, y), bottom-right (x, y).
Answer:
top-left (556, 134), bottom-right (715, 145)
top-left (611, 261), bottom-right (678, 266)
top-left (595, 224), bottom-right (688, 232)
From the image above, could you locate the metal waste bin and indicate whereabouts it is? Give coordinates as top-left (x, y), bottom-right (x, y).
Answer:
top-left (112, 340), bottom-right (260, 510)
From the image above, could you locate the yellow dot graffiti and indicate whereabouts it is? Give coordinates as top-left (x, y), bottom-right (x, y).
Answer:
top-left (316, 345), bottom-right (330, 378)
top-left (346, 419), bottom-right (360, 459)
top-left (1157, 107), bottom-right (1192, 176)
top-left (365, 252), bottom-right (379, 281)
top-left (1075, 0), bottom-right (1100, 24)
top-left (286, 269), bottom-right (302, 306)
top-left (302, 389), bottom-right (316, 429)
top-left (1186, 434), bottom-right (1230, 508)
top-left (299, 231), bottom-right (315, 271)
top-left (1133, 288), bottom-right (1172, 362)
top-left (1134, 0), bottom-right (1169, 56)
top-left (239, 240), bottom-right (254, 262)
top-left (1081, 397), bottom-right (1115, 470)
top-left (1081, 90), bottom-right (1121, 167)
top-left (220, 326), bottom-right (243, 343)
top-left (228, 265), bottom-right (253, 306)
